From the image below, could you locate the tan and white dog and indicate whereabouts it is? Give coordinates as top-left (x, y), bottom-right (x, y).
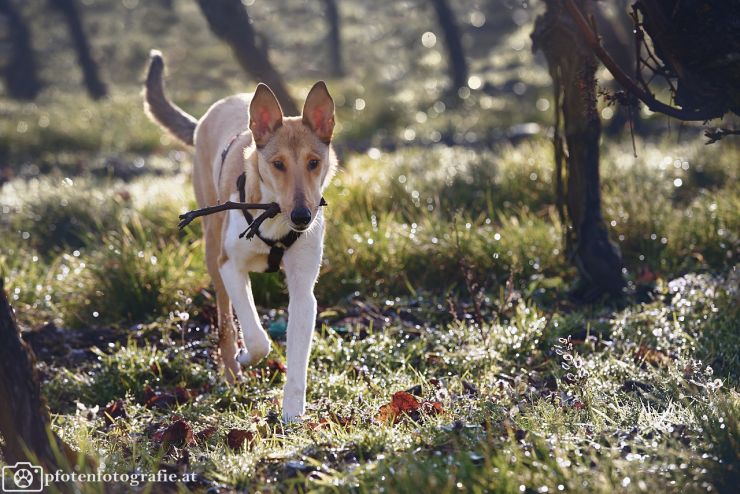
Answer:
top-left (143, 50), bottom-right (336, 421)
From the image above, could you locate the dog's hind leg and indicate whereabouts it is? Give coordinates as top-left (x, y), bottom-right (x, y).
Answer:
top-left (205, 217), bottom-right (242, 383)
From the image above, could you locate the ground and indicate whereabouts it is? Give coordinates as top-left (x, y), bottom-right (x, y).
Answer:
top-left (0, 1), bottom-right (738, 493)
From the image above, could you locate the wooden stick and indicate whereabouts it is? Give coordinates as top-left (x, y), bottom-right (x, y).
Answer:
top-left (178, 201), bottom-right (280, 229)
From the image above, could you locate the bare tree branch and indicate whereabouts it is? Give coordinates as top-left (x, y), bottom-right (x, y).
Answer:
top-left (562, 0), bottom-right (722, 122)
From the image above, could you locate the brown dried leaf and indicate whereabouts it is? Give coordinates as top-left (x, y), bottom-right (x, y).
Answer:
top-left (391, 391), bottom-right (421, 413)
top-left (266, 359), bottom-right (287, 373)
top-left (152, 419), bottom-right (194, 446)
top-left (376, 403), bottom-right (399, 424)
top-left (422, 401), bottom-right (445, 415)
top-left (195, 426), bottom-right (218, 442)
top-left (175, 386), bottom-right (197, 403)
top-left (376, 391), bottom-right (443, 424)
top-left (101, 399), bottom-right (127, 426)
top-left (226, 429), bottom-right (255, 450)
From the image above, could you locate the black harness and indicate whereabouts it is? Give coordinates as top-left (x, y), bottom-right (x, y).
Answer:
top-left (221, 134), bottom-right (326, 273)
top-left (235, 172), bottom-right (303, 273)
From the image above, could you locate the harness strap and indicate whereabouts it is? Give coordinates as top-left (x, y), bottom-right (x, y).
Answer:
top-left (237, 172), bottom-right (301, 272)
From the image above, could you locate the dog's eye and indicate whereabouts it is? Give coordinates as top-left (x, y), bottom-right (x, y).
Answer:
top-left (308, 159), bottom-right (320, 170)
top-left (272, 160), bottom-right (285, 171)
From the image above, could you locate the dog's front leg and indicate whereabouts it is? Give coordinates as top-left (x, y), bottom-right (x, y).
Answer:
top-left (282, 247), bottom-right (322, 422)
top-left (219, 258), bottom-right (271, 367)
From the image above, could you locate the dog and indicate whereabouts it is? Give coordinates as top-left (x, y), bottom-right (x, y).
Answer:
top-left (143, 50), bottom-right (336, 421)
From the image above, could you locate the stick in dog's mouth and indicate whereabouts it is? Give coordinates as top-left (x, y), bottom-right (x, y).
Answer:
top-left (178, 200), bottom-right (326, 238)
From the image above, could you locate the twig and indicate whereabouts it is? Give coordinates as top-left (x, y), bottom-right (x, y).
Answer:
top-left (237, 204), bottom-right (280, 240)
top-left (178, 201), bottom-right (281, 240)
top-left (704, 128), bottom-right (740, 145)
top-left (562, 0), bottom-right (722, 122)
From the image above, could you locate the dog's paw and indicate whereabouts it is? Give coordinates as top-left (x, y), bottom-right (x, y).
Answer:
top-left (281, 409), bottom-right (305, 424)
top-left (282, 392), bottom-right (305, 423)
top-left (282, 413), bottom-right (304, 424)
top-left (235, 345), bottom-right (270, 367)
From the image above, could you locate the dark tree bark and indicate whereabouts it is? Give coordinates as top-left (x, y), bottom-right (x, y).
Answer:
top-left (196, 0), bottom-right (299, 115)
top-left (431, 0), bottom-right (469, 91)
top-left (0, 281), bottom-right (68, 477)
top-left (322, 0), bottom-right (344, 77)
top-left (49, 0), bottom-right (107, 99)
top-left (532, 0), bottom-right (625, 302)
top-left (0, 0), bottom-right (42, 100)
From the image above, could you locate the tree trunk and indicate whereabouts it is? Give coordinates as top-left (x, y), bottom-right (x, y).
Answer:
top-left (0, 0), bottom-right (42, 100)
top-left (196, 0), bottom-right (299, 115)
top-left (431, 0), bottom-right (468, 91)
top-left (0, 281), bottom-right (75, 487)
top-left (50, 0), bottom-right (107, 99)
top-left (322, 0), bottom-right (344, 77)
top-left (532, 0), bottom-right (625, 302)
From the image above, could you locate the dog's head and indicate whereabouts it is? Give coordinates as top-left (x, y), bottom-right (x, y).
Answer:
top-left (249, 82), bottom-right (336, 232)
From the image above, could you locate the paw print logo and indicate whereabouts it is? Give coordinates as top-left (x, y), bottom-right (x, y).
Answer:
top-left (13, 469), bottom-right (34, 489)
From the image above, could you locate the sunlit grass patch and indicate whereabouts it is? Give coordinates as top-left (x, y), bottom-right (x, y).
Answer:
top-left (1, 176), bottom-right (123, 255)
top-left (45, 337), bottom-right (215, 411)
top-left (34, 266), bottom-right (738, 493)
top-left (57, 219), bottom-right (207, 328)
top-left (330, 140), bottom-right (555, 222)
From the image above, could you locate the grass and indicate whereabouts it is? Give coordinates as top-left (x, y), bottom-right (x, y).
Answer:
top-left (1, 134), bottom-right (738, 493)
top-left (29, 269), bottom-right (740, 493)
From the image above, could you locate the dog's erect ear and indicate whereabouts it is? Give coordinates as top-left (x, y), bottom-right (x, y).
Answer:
top-left (250, 84), bottom-right (284, 147)
top-left (302, 81), bottom-right (335, 144)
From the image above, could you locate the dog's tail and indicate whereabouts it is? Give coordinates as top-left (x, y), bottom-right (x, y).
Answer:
top-left (144, 50), bottom-right (197, 146)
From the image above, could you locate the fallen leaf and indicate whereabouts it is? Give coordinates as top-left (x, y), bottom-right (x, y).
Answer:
top-left (152, 419), bottom-right (194, 446)
top-left (376, 390), bottom-right (444, 424)
top-left (306, 418), bottom-right (330, 430)
top-left (376, 403), bottom-right (399, 424)
top-left (306, 413), bottom-right (353, 430)
top-left (143, 385), bottom-right (194, 409)
top-left (195, 426), bottom-right (218, 442)
top-left (143, 385), bottom-right (156, 403)
top-left (143, 385), bottom-right (176, 409)
top-left (422, 401), bottom-right (445, 415)
top-left (226, 429), bottom-right (255, 450)
top-left (175, 386), bottom-right (197, 403)
top-left (391, 391), bottom-right (421, 413)
top-left (101, 399), bottom-right (127, 426)
top-left (636, 266), bottom-right (658, 283)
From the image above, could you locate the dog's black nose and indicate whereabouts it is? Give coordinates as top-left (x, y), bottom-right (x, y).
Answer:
top-left (290, 206), bottom-right (312, 226)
